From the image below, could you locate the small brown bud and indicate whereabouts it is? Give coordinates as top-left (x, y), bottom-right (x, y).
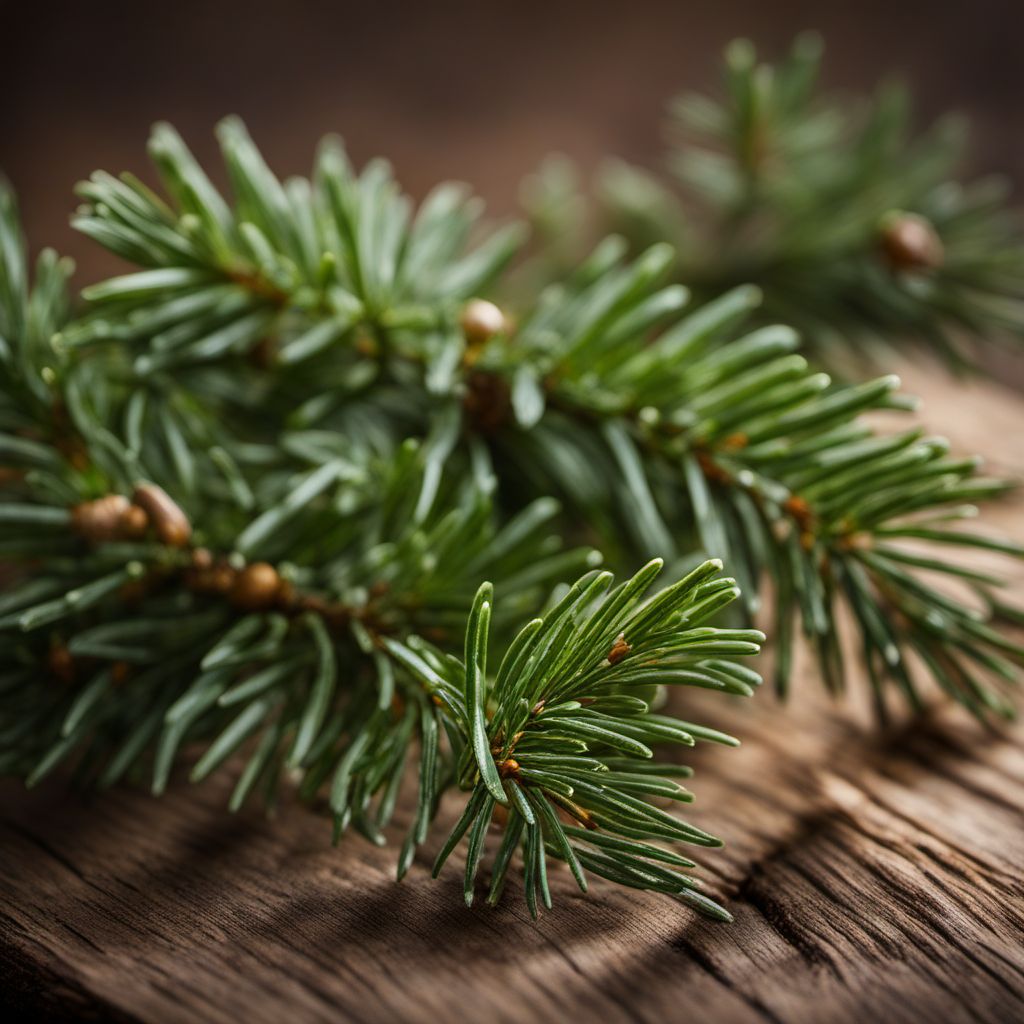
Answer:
top-left (230, 562), bottom-right (281, 610)
top-left (497, 758), bottom-right (520, 779)
top-left (721, 432), bottom-right (748, 452)
top-left (783, 495), bottom-right (814, 531)
top-left (696, 450), bottom-right (732, 486)
top-left (209, 563), bottom-right (238, 594)
top-left (459, 298), bottom-right (507, 348)
top-left (118, 504), bottom-right (150, 539)
top-left (355, 332), bottom-right (379, 358)
top-left (879, 212), bottom-right (944, 272)
top-left (131, 483), bottom-right (192, 547)
top-left (72, 494), bottom-right (131, 542)
top-left (190, 547), bottom-right (214, 571)
top-left (607, 632), bottom-right (631, 665)
top-left (111, 661), bottom-right (131, 687)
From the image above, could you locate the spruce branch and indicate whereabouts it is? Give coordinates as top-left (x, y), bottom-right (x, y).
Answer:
top-left (2, 107), bottom-right (1023, 927)
top-left (3, 188), bottom-right (756, 915)
top-left (1, 442), bottom-right (754, 916)
top-left (450, 250), bottom-right (1024, 719)
top-left (396, 558), bottom-right (761, 918)
top-left (0, 185), bottom-right (77, 470)
top-left (40, 119), bottom-right (1024, 714)
top-left (68, 117), bottom-right (524, 377)
top-left (549, 35), bottom-right (1024, 372)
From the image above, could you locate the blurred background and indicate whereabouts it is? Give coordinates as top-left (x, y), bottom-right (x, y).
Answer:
top-left (2, 0), bottom-right (1023, 281)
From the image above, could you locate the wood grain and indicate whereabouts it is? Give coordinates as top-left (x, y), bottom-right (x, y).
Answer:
top-left (2, 363), bottom-right (1023, 1024)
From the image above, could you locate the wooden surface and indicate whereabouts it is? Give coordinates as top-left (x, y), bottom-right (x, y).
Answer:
top-left (2, 362), bottom-right (1024, 1024)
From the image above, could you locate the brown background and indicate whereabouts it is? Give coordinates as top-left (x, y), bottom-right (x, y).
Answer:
top-left (2, 0), bottom-right (1023, 282)
top-left (4, 4), bottom-right (1024, 1021)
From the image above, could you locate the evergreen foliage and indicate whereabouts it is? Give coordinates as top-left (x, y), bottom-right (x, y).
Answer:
top-left (526, 35), bottom-right (1024, 372)
top-left (1, 109), bottom-right (1021, 917)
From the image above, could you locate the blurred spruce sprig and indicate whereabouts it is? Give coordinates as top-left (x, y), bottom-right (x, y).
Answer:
top-left (530, 35), bottom-right (1024, 373)
top-left (1, 110), bottom-right (1022, 921)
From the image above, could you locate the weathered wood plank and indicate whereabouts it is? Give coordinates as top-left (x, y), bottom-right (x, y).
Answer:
top-left (2, 363), bottom-right (1023, 1023)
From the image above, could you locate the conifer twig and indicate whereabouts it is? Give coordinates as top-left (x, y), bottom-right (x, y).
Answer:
top-left (1, 108), bottom-right (1022, 922)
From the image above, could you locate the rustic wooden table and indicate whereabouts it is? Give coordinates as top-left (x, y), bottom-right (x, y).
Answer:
top-left (2, 363), bottom-right (1023, 1024)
